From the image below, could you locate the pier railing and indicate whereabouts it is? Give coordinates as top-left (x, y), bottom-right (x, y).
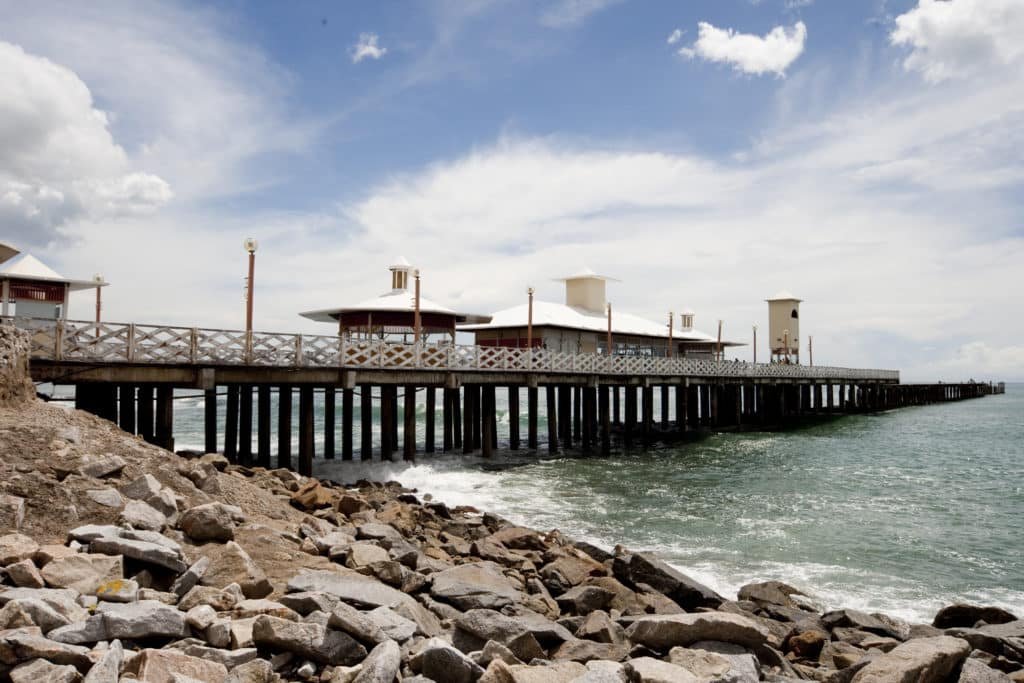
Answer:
top-left (6, 316), bottom-right (899, 381)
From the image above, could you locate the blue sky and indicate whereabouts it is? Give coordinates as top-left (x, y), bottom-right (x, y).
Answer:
top-left (1, 0), bottom-right (1022, 380)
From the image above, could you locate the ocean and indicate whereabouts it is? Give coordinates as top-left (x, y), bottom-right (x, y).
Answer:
top-left (160, 383), bottom-right (1023, 623)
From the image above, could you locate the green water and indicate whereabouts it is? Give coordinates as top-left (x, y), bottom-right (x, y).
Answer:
top-left (165, 384), bottom-right (1023, 622)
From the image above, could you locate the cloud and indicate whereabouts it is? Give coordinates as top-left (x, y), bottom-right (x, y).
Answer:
top-left (0, 40), bottom-right (170, 247)
top-left (666, 29), bottom-right (684, 46)
top-left (539, 0), bottom-right (622, 28)
top-left (891, 0), bottom-right (1024, 82)
top-left (679, 21), bottom-right (807, 77)
top-left (350, 33), bottom-right (388, 64)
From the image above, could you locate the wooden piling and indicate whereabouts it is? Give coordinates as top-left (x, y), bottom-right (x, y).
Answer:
top-left (624, 385), bottom-right (636, 445)
top-left (225, 385), bottom-right (239, 463)
top-left (324, 388), bottom-right (336, 460)
top-left (299, 385), bottom-right (314, 476)
top-left (204, 388), bottom-right (217, 453)
top-left (527, 386), bottom-right (538, 450)
top-left (425, 387), bottom-right (436, 454)
top-left (138, 385), bottom-right (154, 444)
top-left (442, 388), bottom-right (454, 452)
top-left (546, 385), bottom-right (559, 453)
top-left (119, 384), bottom-right (136, 435)
top-left (599, 385), bottom-right (611, 455)
top-left (452, 387), bottom-right (462, 450)
top-left (155, 385), bottom-right (174, 452)
top-left (573, 386), bottom-right (582, 444)
top-left (482, 386), bottom-right (495, 458)
top-left (239, 385), bottom-right (253, 466)
top-left (559, 386), bottom-right (572, 447)
top-left (462, 386), bottom-right (474, 454)
top-left (403, 385), bottom-right (416, 461)
top-left (342, 388), bottom-right (354, 461)
top-left (508, 387), bottom-right (520, 450)
top-left (641, 385), bottom-right (653, 446)
top-left (360, 385), bottom-right (372, 460)
top-left (257, 385), bottom-right (271, 467)
top-left (278, 385), bottom-right (292, 469)
top-left (612, 386), bottom-right (620, 425)
top-left (661, 385), bottom-right (670, 429)
top-left (381, 386), bottom-right (394, 460)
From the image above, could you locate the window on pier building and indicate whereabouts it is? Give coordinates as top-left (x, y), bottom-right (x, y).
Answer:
top-left (791, 309), bottom-right (799, 319)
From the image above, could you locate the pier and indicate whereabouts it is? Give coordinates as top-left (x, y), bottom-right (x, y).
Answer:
top-left (12, 316), bottom-right (998, 476)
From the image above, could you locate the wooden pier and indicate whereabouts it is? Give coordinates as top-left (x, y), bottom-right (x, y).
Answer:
top-left (13, 317), bottom-right (998, 476)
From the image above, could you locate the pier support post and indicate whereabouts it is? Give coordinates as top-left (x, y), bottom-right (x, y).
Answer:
top-left (508, 387), bottom-right (520, 450)
top-left (734, 384), bottom-right (743, 427)
top-left (471, 386), bottom-right (482, 451)
top-left (641, 385), bottom-right (653, 446)
top-left (599, 385), bottom-right (610, 455)
top-left (119, 384), bottom-right (136, 436)
top-left (559, 386), bottom-right (572, 448)
top-left (462, 386), bottom-right (474, 454)
top-left (239, 386), bottom-right (253, 466)
top-left (324, 388), bottom-right (336, 460)
top-left (612, 386), bottom-right (620, 425)
top-left (425, 387), bottom-right (436, 454)
top-left (225, 385), bottom-right (239, 463)
top-left (546, 385), bottom-right (559, 453)
top-left (527, 386), bottom-right (538, 450)
top-left (389, 386), bottom-right (399, 455)
top-left (675, 385), bottom-right (685, 434)
top-left (442, 388), bottom-right (454, 452)
top-left (155, 385), bottom-right (174, 452)
top-left (687, 384), bottom-right (699, 429)
top-left (624, 386), bottom-right (636, 445)
top-left (381, 386), bottom-right (394, 461)
top-left (452, 387), bottom-right (462, 450)
top-left (138, 385), bottom-right (155, 445)
top-left (360, 385), bottom-right (372, 460)
top-left (661, 385), bottom-right (670, 430)
top-left (581, 386), bottom-right (593, 453)
top-left (573, 386), bottom-right (582, 444)
top-left (403, 385), bottom-right (416, 461)
top-left (257, 385), bottom-right (271, 467)
top-left (204, 387), bottom-right (216, 453)
top-left (278, 385), bottom-right (292, 469)
top-left (710, 385), bottom-right (720, 428)
top-left (342, 388), bottom-right (354, 461)
top-left (299, 386), bottom-right (314, 476)
top-left (481, 386), bottom-right (495, 458)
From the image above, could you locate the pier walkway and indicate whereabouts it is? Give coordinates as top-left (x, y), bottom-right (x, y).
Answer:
top-left (10, 316), bottom-right (995, 476)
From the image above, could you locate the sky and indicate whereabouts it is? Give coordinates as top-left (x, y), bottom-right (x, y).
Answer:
top-left (1, 0), bottom-right (1022, 381)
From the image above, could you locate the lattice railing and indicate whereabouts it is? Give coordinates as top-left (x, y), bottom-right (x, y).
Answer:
top-left (3, 316), bottom-right (900, 381)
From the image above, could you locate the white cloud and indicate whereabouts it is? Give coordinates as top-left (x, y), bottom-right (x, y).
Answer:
top-left (667, 29), bottom-right (683, 46)
top-left (679, 21), bottom-right (807, 77)
top-left (540, 0), bottom-right (622, 28)
top-left (0, 41), bottom-right (170, 245)
top-left (891, 0), bottom-right (1024, 82)
top-left (350, 33), bottom-right (388, 64)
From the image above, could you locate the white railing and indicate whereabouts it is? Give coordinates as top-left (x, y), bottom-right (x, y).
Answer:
top-left (3, 317), bottom-right (899, 381)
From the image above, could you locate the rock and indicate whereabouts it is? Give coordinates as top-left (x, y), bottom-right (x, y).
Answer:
top-left (224, 659), bottom-right (274, 683)
top-left (572, 660), bottom-right (627, 682)
top-left (625, 612), bottom-right (770, 651)
top-left (5, 559), bottom-right (45, 588)
top-left (291, 481), bottom-right (334, 510)
top-left (327, 602), bottom-right (389, 645)
top-left (614, 552), bottom-right (723, 611)
top-left (0, 588), bottom-right (89, 623)
top-left (94, 578), bottom-right (138, 603)
top-left (344, 542), bottom-right (390, 569)
top-left (934, 604), bottom-right (1019, 630)
top-left (80, 455), bottom-right (127, 479)
top-left (480, 660), bottom-right (587, 683)
top-left (623, 657), bottom-right (699, 683)
top-left (178, 503), bottom-right (245, 542)
top-left (577, 610), bottom-right (626, 645)
top-left (787, 629), bottom-right (828, 659)
top-left (174, 643), bottom-right (259, 669)
top-left (232, 598), bottom-right (299, 621)
top-left (670, 646), bottom-right (759, 682)
top-left (958, 658), bottom-right (1013, 682)
top-left (118, 500), bottom-right (167, 531)
top-left (9, 659), bottom-right (82, 683)
top-left (126, 648), bottom-right (228, 683)
top-left (336, 495), bottom-right (370, 516)
top-left (185, 604), bottom-right (217, 631)
top-left (252, 615), bottom-right (367, 665)
top-left (0, 496), bottom-right (26, 532)
top-left (454, 609), bottom-right (548, 662)
top-left (0, 598), bottom-right (70, 632)
top-left (556, 585), bottom-right (615, 616)
top-left (0, 629), bottom-right (93, 668)
top-left (0, 534), bottom-right (38, 566)
top-left (416, 639), bottom-right (485, 683)
top-left (822, 609), bottom-right (904, 640)
top-left (851, 635), bottom-right (970, 682)
top-left (552, 639), bottom-right (629, 663)
top-left (820, 640), bottom-right (867, 669)
top-left (287, 569), bottom-right (412, 610)
top-left (49, 600), bottom-right (189, 644)
top-left (85, 490), bottom-right (123, 508)
top-left (170, 556), bottom-right (211, 597)
top-left (40, 554), bottom-right (122, 595)
top-left (540, 554), bottom-right (605, 593)
top-left (352, 640), bottom-right (401, 683)
top-left (82, 639), bottom-right (123, 683)
top-left (431, 561), bottom-right (525, 610)
top-left (488, 527), bottom-right (547, 551)
top-left (88, 536), bottom-right (187, 573)
top-left (281, 591), bottom-right (340, 616)
top-left (737, 581), bottom-right (807, 608)
top-left (364, 605), bottom-right (417, 642)
top-left (200, 541), bottom-right (272, 598)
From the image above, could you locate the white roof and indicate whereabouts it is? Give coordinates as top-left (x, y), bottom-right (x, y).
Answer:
top-left (553, 267), bottom-right (620, 282)
top-left (767, 290), bottom-right (801, 302)
top-left (460, 299), bottom-right (741, 345)
top-left (300, 288), bottom-right (491, 324)
top-left (0, 243), bottom-right (19, 264)
top-left (389, 256), bottom-right (411, 269)
top-left (680, 307), bottom-right (696, 316)
top-left (0, 252), bottom-right (106, 291)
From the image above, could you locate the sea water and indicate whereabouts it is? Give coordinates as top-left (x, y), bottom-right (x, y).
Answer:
top-left (164, 384), bottom-right (1023, 623)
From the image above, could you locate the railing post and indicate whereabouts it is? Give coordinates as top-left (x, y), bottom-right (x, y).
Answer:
top-left (475, 346), bottom-right (480, 370)
top-left (55, 320), bottom-right (64, 361)
top-left (416, 341), bottom-right (423, 369)
top-left (127, 324), bottom-right (136, 362)
top-left (244, 330), bottom-right (253, 364)
top-left (338, 336), bottom-right (346, 367)
top-left (295, 334), bottom-right (304, 367)
top-left (190, 327), bottom-right (198, 364)
top-left (379, 340), bottom-right (385, 368)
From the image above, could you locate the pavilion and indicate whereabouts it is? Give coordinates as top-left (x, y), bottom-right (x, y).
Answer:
top-left (0, 243), bottom-right (107, 320)
top-left (460, 268), bottom-right (742, 358)
top-left (299, 258), bottom-right (491, 343)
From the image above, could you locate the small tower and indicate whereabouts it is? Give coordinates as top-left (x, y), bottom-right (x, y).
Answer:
top-left (389, 257), bottom-right (412, 291)
top-left (766, 291), bottom-right (802, 364)
top-left (555, 268), bottom-right (618, 314)
top-left (680, 308), bottom-right (695, 332)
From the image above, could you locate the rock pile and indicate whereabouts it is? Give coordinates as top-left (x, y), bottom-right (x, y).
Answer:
top-left (2, 459), bottom-right (1023, 682)
top-left (0, 327), bottom-right (33, 406)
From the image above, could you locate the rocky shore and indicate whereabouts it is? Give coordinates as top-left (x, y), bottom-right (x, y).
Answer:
top-left (1, 328), bottom-right (1022, 683)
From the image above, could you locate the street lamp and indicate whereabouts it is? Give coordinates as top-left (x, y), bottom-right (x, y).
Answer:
top-left (752, 325), bottom-right (758, 364)
top-left (413, 269), bottom-right (421, 342)
top-left (606, 302), bottom-right (613, 356)
top-left (526, 287), bottom-right (535, 349)
top-left (667, 311), bottom-right (674, 358)
top-left (243, 238), bottom-right (258, 333)
top-left (93, 273), bottom-right (103, 325)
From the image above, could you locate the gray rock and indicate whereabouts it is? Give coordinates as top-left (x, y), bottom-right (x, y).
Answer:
top-left (364, 605), bottom-right (416, 642)
top-left (82, 639), bottom-right (123, 683)
top-left (117, 500), bottom-right (166, 532)
top-left (170, 556), bottom-right (211, 597)
top-left (0, 534), bottom-right (38, 565)
top-left (851, 635), bottom-right (970, 683)
top-left (670, 645), bottom-right (759, 683)
top-left (39, 554), bottom-right (122, 595)
top-left (177, 643), bottom-right (260, 669)
top-left (280, 591), bottom-right (340, 616)
top-left (94, 578), bottom-right (138, 603)
top-left (614, 552), bottom-right (723, 611)
top-left (623, 657), bottom-right (699, 683)
top-left (551, 639), bottom-right (630, 663)
top-left (556, 585), bottom-right (615, 616)
top-left (327, 602), bottom-right (389, 645)
top-left (287, 569), bottom-right (411, 609)
top-left (822, 609), bottom-right (904, 640)
top-left (352, 640), bottom-right (401, 683)
top-left (9, 659), bottom-right (82, 683)
top-left (576, 610), bottom-right (626, 645)
top-left (0, 588), bottom-right (89, 623)
top-left (453, 609), bottom-right (547, 662)
top-left (224, 658), bottom-right (274, 683)
top-left (625, 613), bottom-right (770, 650)
top-left (200, 541), bottom-right (271, 598)
top-left (0, 597), bottom-right (71, 632)
top-left (415, 639), bottom-right (485, 683)
top-left (737, 581), bottom-right (808, 609)
top-left (185, 605), bottom-right (217, 631)
top-left (430, 561), bottom-right (525, 610)
top-left (252, 615), bottom-right (367, 666)
top-left (957, 658), bottom-right (1013, 682)
top-left (124, 648), bottom-right (227, 683)
top-left (0, 629), bottom-right (92, 668)
top-left (0, 496), bottom-right (26, 532)
top-left (934, 604), bottom-right (1019, 630)
top-left (178, 503), bottom-right (245, 542)
top-left (5, 560), bottom-right (46, 588)
top-left (49, 600), bottom-right (189, 644)
top-left (85, 490), bottom-right (123, 508)
top-left (80, 455), bottom-right (127, 479)
top-left (88, 536), bottom-right (187, 573)
top-left (572, 660), bottom-right (627, 682)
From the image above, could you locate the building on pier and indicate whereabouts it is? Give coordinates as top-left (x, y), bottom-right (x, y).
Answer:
top-left (0, 243), bottom-right (107, 320)
top-left (767, 291), bottom-right (802, 364)
top-left (299, 257), bottom-right (491, 343)
top-left (461, 268), bottom-right (741, 358)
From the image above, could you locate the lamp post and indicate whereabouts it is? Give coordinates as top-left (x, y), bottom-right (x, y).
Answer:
top-left (783, 329), bottom-right (790, 364)
top-left (667, 311), bottom-right (674, 358)
top-left (243, 238), bottom-right (258, 333)
top-left (413, 269), bottom-right (421, 342)
top-left (752, 325), bottom-right (758, 364)
top-left (716, 320), bottom-right (723, 361)
top-left (93, 273), bottom-right (103, 325)
top-left (809, 335), bottom-right (813, 367)
top-left (606, 302), bottom-right (613, 356)
top-left (526, 287), bottom-right (534, 349)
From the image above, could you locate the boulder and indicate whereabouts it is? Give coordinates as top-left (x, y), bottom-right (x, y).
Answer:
top-left (200, 541), bottom-right (271, 598)
top-left (352, 640), bottom-right (401, 683)
top-left (786, 629), bottom-right (828, 659)
top-left (291, 481), bottom-right (334, 510)
top-left (851, 635), bottom-right (970, 683)
top-left (576, 610), bottom-right (627, 645)
top-left (79, 455), bottom-right (127, 479)
top-left (934, 604), bottom-right (1019, 630)
top-left (737, 581), bottom-right (807, 608)
top-left (556, 585), bottom-right (615, 616)
top-left (251, 614), bottom-right (366, 666)
top-left (454, 609), bottom-right (547, 662)
top-left (82, 638), bottom-right (123, 683)
top-left (125, 648), bottom-right (228, 683)
top-left (958, 658), bottom-right (1013, 682)
top-left (551, 639), bottom-right (629, 663)
top-left (0, 597), bottom-right (70, 632)
top-left (625, 612), bottom-right (770, 651)
top-left (365, 606), bottom-right (417, 642)
top-left (49, 600), bottom-right (189, 644)
top-left (0, 629), bottom-right (92, 669)
top-left (178, 503), bottom-right (245, 542)
top-left (328, 602), bottom-right (389, 645)
top-left (614, 552), bottom-right (723, 610)
top-left (430, 561), bottom-right (525, 610)
top-left (85, 490), bottom-right (123, 508)
top-left (170, 556), bottom-right (211, 597)
top-left (0, 588), bottom-right (89, 623)
top-left (94, 578), bottom-right (139, 603)
top-left (345, 542), bottom-right (391, 569)
top-left (287, 569), bottom-right (412, 609)
top-left (0, 534), bottom-right (38, 566)
top-left (669, 646), bottom-right (759, 682)
top-left (624, 657), bottom-right (700, 683)
top-left (480, 660), bottom-right (586, 683)
top-left (280, 591), bottom-right (340, 616)
top-left (5, 560), bottom-right (45, 589)
top-left (0, 496), bottom-right (26, 532)
top-left (88, 536), bottom-right (187, 573)
top-left (223, 659), bottom-right (274, 683)
top-left (822, 609), bottom-right (904, 640)
top-left (414, 639), bottom-right (485, 683)
top-left (488, 527), bottom-right (548, 551)
top-left (9, 659), bottom-right (82, 683)
top-left (173, 643), bottom-right (259, 669)
top-left (40, 554), bottom-right (122, 595)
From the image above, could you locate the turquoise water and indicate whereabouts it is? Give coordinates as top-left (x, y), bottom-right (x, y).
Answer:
top-left (163, 384), bottom-right (1022, 622)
